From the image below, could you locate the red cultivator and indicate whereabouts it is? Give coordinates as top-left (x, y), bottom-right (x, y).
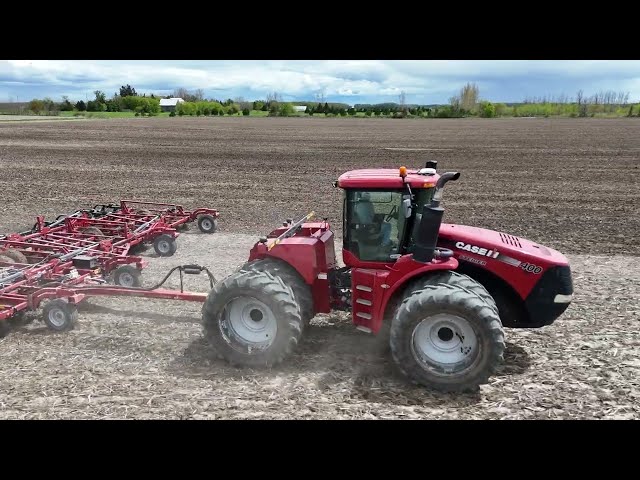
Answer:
top-left (0, 200), bottom-right (220, 334)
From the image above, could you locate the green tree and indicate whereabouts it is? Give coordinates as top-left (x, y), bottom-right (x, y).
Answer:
top-left (479, 101), bottom-right (496, 118)
top-left (29, 99), bottom-right (45, 114)
top-left (59, 96), bottom-right (74, 111)
top-left (93, 90), bottom-right (106, 103)
top-left (75, 100), bottom-right (86, 111)
top-left (242, 108), bottom-right (250, 116)
top-left (279, 102), bottom-right (296, 116)
top-left (347, 107), bottom-right (356, 116)
top-left (119, 84), bottom-right (137, 97)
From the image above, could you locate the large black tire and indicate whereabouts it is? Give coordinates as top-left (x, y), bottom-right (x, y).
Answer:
top-left (202, 269), bottom-right (303, 368)
top-left (390, 283), bottom-right (505, 393)
top-left (153, 234), bottom-right (177, 257)
top-left (239, 258), bottom-right (314, 327)
top-left (0, 320), bottom-right (11, 338)
top-left (408, 270), bottom-right (498, 315)
top-left (197, 215), bottom-right (218, 234)
top-left (2, 249), bottom-right (28, 264)
top-left (42, 299), bottom-right (78, 332)
top-left (113, 265), bottom-right (142, 287)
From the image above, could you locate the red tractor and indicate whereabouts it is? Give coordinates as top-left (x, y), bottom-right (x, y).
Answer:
top-left (202, 162), bottom-right (573, 392)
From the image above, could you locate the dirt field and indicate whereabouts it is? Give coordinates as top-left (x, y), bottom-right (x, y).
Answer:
top-left (0, 117), bottom-right (638, 419)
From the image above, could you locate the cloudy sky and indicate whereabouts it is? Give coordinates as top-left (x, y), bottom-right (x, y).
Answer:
top-left (2, 60), bottom-right (640, 105)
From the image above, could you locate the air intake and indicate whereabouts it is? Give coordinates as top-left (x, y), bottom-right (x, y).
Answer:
top-left (499, 232), bottom-right (523, 248)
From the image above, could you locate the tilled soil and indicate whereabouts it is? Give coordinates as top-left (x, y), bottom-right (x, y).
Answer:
top-left (0, 117), bottom-right (638, 255)
top-left (0, 117), bottom-right (638, 419)
top-left (0, 232), bottom-right (638, 419)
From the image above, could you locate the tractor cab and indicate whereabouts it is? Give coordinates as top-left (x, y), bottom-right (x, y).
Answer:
top-left (337, 161), bottom-right (450, 266)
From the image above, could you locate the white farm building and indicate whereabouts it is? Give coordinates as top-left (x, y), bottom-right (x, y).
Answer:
top-left (159, 98), bottom-right (185, 112)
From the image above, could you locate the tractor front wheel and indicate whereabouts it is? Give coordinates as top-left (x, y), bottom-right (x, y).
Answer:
top-left (410, 270), bottom-right (498, 315)
top-left (202, 269), bottom-right (303, 368)
top-left (390, 283), bottom-right (504, 393)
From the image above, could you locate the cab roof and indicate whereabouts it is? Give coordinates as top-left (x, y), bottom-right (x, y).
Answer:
top-left (337, 168), bottom-right (439, 189)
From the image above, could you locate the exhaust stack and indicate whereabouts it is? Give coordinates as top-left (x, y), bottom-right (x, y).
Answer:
top-left (413, 171), bottom-right (460, 263)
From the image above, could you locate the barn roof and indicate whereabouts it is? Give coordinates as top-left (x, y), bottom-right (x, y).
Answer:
top-left (159, 98), bottom-right (184, 106)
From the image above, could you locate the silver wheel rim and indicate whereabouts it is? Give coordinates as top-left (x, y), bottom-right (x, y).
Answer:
top-left (411, 313), bottom-right (479, 373)
top-left (48, 308), bottom-right (67, 327)
top-left (119, 272), bottom-right (135, 287)
top-left (157, 239), bottom-right (171, 254)
top-left (201, 218), bottom-right (213, 231)
top-left (222, 296), bottom-right (277, 350)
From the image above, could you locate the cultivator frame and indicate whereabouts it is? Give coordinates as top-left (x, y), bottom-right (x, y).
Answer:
top-left (0, 200), bottom-right (220, 331)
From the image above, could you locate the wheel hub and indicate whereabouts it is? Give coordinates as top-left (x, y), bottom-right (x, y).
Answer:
top-left (201, 219), bottom-right (212, 230)
top-left (48, 308), bottom-right (66, 327)
top-left (120, 272), bottom-right (134, 286)
top-left (158, 240), bottom-right (170, 253)
top-left (412, 313), bottom-right (479, 372)
top-left (223, 296), bottom-right (277, 349)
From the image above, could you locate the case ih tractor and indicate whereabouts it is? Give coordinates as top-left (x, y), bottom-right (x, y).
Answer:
top-left (202, 162), bottom-right (573, 392)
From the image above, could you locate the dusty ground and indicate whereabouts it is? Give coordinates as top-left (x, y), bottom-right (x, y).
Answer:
top-left (0, 117), bottom-right (638, 419)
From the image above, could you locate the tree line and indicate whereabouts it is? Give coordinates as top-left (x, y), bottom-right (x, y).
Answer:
top-left (22, 83), bottom-right (640, 118)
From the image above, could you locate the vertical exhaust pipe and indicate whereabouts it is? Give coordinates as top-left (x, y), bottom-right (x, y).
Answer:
top-left (413, 171), bottom-right (460, 263)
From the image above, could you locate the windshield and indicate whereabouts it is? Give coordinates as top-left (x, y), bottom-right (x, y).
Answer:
top-left (343, 189), bottom-right (405, 262)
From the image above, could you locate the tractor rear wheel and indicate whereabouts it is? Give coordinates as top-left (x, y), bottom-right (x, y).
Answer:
top-left (239, 258), bottom-right (314, 328)
top-left (2, 249), bottom-right (28, 264)
top-left (202, 269), bottom-right (303, 368)
top-left (390, 283), bottom-right (504, 392)
top-left (410, 270), bottom-right (498, 315)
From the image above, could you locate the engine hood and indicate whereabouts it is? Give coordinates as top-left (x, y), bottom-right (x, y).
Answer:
top-left (438, 223), bottom-right (569, 267)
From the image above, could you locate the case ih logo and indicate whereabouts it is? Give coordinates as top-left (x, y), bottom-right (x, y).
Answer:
top-left (455, 242), bottom-right (499, 258)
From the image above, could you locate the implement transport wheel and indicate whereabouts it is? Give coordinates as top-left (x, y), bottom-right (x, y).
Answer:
top-left (153, 234), bottom-right (177, 257)
top-left (42, 300), bottom-right (78, 332)
top-left (390, 283), bottom-right (505, 393)
top-left (82, 226), bottom-right (104, 237)
top-left (2, 249), bottom-right (28, 264)
top-left (410, 270), bottom-right (498, 315)
top-left (113, 265), bottom-right (142, 287)
top-left (197, 215), bottom-right (217, 234)
top-left (239, 258), bottom-right (314, 328)
top-left (202, 269), bottom-right (303, 368)
top-left (8, 310), bottom-right (29, 327)
top-left (128, 243), bottom-right (148, 255)
top-left (0, 320), bottom-right (11, 338)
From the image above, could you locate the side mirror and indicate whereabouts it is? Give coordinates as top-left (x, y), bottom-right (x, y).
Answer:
top-left (402, 198), bottom-right (412, 218)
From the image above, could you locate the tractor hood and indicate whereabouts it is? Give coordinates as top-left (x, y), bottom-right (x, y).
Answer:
top-left (438, 223), bottom-right (570, 267)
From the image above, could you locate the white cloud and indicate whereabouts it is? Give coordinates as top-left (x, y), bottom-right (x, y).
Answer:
top-left (2, 60), bottom-right (640, 103)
